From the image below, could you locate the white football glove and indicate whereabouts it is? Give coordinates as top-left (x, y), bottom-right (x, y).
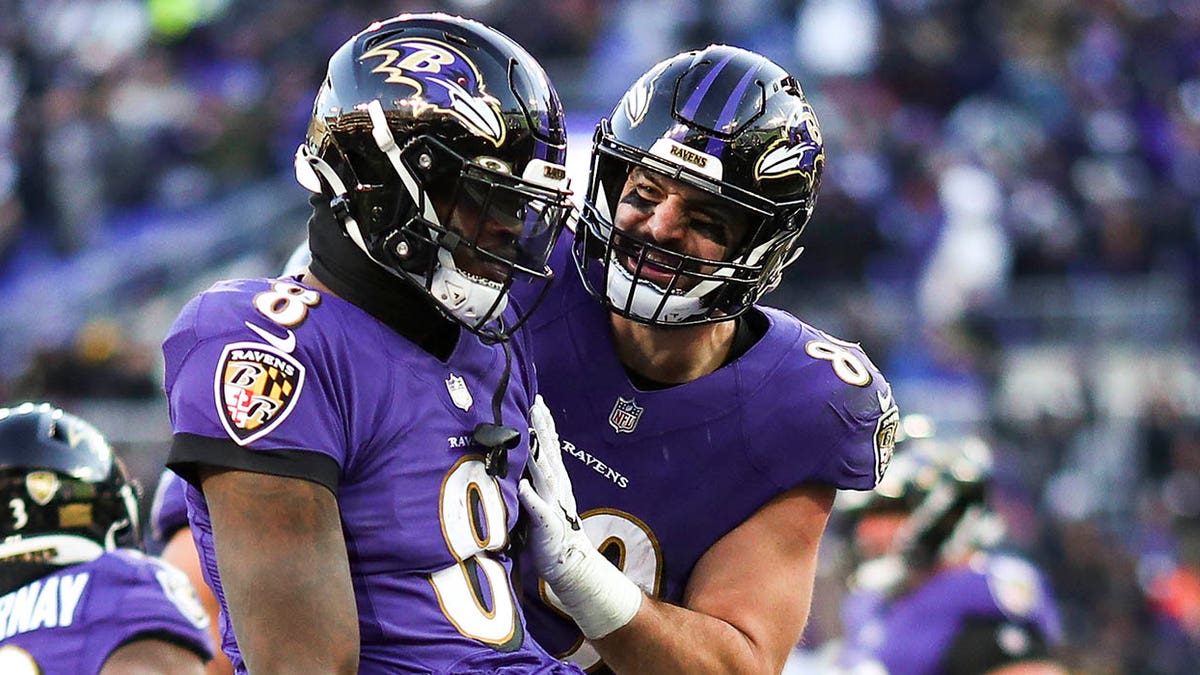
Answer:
top-left (518, 395), bottom-right (644, 640)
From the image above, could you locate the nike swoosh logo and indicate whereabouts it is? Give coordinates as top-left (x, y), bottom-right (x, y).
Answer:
top-left (877, 386), bottom-right (894, 412)
top-left (244, 321), bottom-right (296, 354)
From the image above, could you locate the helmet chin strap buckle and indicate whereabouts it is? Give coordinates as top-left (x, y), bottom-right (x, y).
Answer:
top-left (330, 195), bottom-right (352, 222)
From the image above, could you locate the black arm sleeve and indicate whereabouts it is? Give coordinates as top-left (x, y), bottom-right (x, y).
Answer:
top-left (940, 617), bottom-right (1054, 675)
top-left (167, 433), bottom-right (341, 495)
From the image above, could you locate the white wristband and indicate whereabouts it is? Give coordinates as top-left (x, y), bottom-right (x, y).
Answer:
top-left (551, 547), bottom-right (644, 640)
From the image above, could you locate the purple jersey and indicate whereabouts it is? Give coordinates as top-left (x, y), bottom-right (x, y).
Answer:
top-left (0, 550), bottom-right (212, 674)
top-left (838, 554), bottom-right (1063, 674)
top-left (149, 469), bottom-right (189, 547)
top-left (162, 278), bottom-right (582, 675)
top-left (514, 238), bottom-right (899, 671)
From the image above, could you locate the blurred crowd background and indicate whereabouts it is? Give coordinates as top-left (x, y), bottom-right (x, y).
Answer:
top-left (1, 0), bottom-right (1198, 671)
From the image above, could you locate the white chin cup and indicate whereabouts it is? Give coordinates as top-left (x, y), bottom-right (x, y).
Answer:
top-left (605, 257), bottom-right (704, 323)
top-left (423, 248), bottom-right (508, 326)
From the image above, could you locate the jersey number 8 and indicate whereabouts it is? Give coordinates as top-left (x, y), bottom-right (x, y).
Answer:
top-left (430, 456), bottom-right (522, 650)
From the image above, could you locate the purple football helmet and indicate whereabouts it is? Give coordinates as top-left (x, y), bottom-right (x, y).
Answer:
top-left (294, 13), bottom-right (573, 339)
top-left (576, 45), bottom-right (825, 325)
top-left (0, 403), bottom-right (140, 591)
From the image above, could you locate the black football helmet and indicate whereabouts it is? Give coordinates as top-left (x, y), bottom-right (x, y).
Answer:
top-left (0, 403), bottom-right (140, 591)
top-left (294, 13), bottom-right (573, 339)
top-left (576, 45), bottom-right (825, 325)
top-left (838, 421), bottom-right (1004, 593)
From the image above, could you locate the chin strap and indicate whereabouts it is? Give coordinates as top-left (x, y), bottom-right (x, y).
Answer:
top-left (604, 257), bottom-right (704, 323)
top-left (294, 142), bottom-right (367, 251)
top-left (429, 248), bottom-right (508, 327)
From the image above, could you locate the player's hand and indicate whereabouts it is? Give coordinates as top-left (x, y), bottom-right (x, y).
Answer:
top-left (518, 395), bottom-right (643, 640)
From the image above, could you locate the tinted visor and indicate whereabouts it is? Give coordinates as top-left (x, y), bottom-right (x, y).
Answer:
top-left (405, 136), bottom-right (572, 283)
top-left (454, 168), bottom-right (569, 277)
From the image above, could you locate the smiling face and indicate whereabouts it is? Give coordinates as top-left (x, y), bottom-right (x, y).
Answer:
top-left (611, 167), bottom-right (752, 291)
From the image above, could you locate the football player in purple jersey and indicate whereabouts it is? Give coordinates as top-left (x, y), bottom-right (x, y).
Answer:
top-left (142, 236), bottom-right (314, 675)
top-left (513, 46), bottom-right (900, 673)
top-left (0, 402), bottom-right (212, 674)
top-left (826, 427), bottom-right (1066, 674)
top-left (161, 13), bottom-right (581, 675)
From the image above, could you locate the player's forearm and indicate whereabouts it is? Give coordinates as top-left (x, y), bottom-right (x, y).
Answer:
top-left (225, 550), bottom-right (360, 673)
top-left (202, 468), bottom-right (359, 674)
top-left (233, 595), bottom-right (358, 675)
top-left (592, 595), bottom-right (785, 675)
top-left (225, 562), bottom-right (360, 673)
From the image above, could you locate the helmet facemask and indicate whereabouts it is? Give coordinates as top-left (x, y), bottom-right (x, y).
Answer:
top-left (295, 14), bottom-right (573, 341)
top-left (297, 100), bottom-right (572, 340)
top-left (576, 121), bottom-right (809, 326)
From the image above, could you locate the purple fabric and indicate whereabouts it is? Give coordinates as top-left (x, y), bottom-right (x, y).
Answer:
top-left (511, 234), bottom-right (894, 671)
top-left (0, 550), bottom-right (213, 674)
top-left (163, 277), bottom-right (580, 675)
top-left (149, 469), bottom-right (189, 546)
top-left (837, 554), bottom-right (1064, 674)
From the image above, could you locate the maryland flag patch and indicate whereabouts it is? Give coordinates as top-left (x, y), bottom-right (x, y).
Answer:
top-left (214, 342), bottom-right (305, 445)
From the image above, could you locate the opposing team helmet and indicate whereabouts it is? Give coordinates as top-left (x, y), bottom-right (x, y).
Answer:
top-left (0, 403), bottom-right (140, 588)
top-left (294, 13), bottom-right (573, 338)
top-left (576, 45), bottom-right (825, 325)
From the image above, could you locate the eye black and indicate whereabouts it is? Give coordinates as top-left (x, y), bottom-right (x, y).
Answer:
top-left (620, 192), bottom-right (655, 214)
top-left (691, 221), bottom-right (728, 247)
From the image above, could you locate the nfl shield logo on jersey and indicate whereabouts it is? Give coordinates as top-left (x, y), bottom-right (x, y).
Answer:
top-left (446, 374), bottom-right (473, 412)
top-left (608, 396), bottom-right (643, 434)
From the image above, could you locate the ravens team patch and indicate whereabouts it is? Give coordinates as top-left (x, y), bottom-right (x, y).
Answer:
top-left (873, 406), bottom-right (900, 485)
top-left (214, 341), bottom-right (304, 445)
top-left (155, 563), bottom-right (211, 629)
